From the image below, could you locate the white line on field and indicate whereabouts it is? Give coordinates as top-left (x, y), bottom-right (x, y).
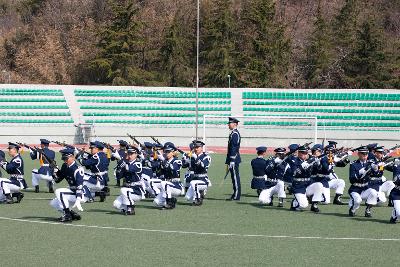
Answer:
top-left (0, 216), bottom-right (398, 241)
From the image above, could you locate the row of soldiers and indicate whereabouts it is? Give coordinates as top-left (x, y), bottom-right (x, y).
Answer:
top-left (250, 141), bottom-right (400, 223)
top-left (0, 138), bottom-right (211, 222)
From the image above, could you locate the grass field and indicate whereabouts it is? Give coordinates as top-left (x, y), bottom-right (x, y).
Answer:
top-left (0, 152), bottom-right (399, 266)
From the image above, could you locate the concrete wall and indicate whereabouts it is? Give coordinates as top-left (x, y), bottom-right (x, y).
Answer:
top-left (0, 84), bottom-right (399, 148)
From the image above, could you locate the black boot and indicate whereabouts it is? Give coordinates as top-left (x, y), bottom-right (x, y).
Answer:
top-left (365, 205), bottom-right (372, 217)
top-left (389, 217), bottom-right (397, 224)
top-left (200, 190), bottom-right (205, 199)
top-left (48, 183), bottom-right (54, 193)
top-left (307, 196), bottom-right (312, 204)
top-left (333, 194), bottom-right (344, 205)
top-left (70, 210), bottom-right (81, 221)
top-left (278, 198), bottom-right (284, 207)
top-left (5, 194), bottom-right (13, 204)
top-left (256, 189), bottom-right (262, 196)
top-left (12, 192), bottom-right (24, 203)
top-left (116, 180), bottom-right (121, 187)
top-left (95, 191), bottom-right (106, 202)
top-left (34, 185), bottom-right (39, 193)
top-left (311, 202), bottom-right (320, 213)
top-left (59, 209), bottom-right (72, 223)
top-left (164, 198), bottom-right (175, 209)
top-left (349, 208), bottom-right (355, 217)
top-left (125, 205), bottom-right (135, 215)
top-left (193, 198), bottom-right (203, 206)
top-left (388, 195), bottom-right (394, 207)
top-left (103, 186), bottom-right (110, 196)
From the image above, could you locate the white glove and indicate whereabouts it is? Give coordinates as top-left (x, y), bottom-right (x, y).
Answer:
top-left (314, 158), bottom-right (321, 165)
top-left (378, 162), bottom-right (385, 167)
top-left (347, 150), bottom-right (353, 156)
top-left (191, 153), bottom-right (198, 160)
top-left (371, 164), bottom-right (379, 171)
top-left (112, 151), bottom-right (121, 160)
top-left (158, 153), bottom-right (165, 161)
top-left (382, 176), bottom-right (387, 182)
top-left (301, 162), bottom-right (310, 169)
top-left (274, 158), bottom-right (283, 164)
top-left (395, 159), bottom-right (400, 165)
top-left (74, 148), bottom-right (80, 156)
top-left (333, 156), bottom-right (341, 163)
top-left (229, 161), bottom-right (235, 169)
top-left (72, 197), bottom-right (83, 211)
top-left (359, 168), bottom-right (366, 175)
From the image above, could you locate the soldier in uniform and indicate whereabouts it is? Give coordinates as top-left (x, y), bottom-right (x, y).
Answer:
top-left (285, 145), bottom-right (323, 213)
top-left (80, 141), bottom-right (109, 202)
top-left (31, 139), bottom-right (56, 193)
top-left (153, 142), bottom-right (183, 209)
top-left (113, 146), bottom-right (144, 215)
top-left (369, 146), bottom-right (395, 205)
top-left (50, 148), bottom-right (90, 222)
top-left (185, 140), bottom-right (211, 206)
top-left (311, 144), bottom-right (346, 205)
top-left (348, 146), bottom-right (378, 217)
top-left (110, 140), bottom-right (128, 187)
top-left (0, 142), bottom-right (25, 204)
top-left (226, 117), bottom-right (241, 201)
top-left (182, 142), bottom-right (195, 193)
top-left (250, 146), bottom-right (268, 196)
top-left (388, 158), bottom-right (400, 223)
top-left (259, 147), bottom-right (287, 207)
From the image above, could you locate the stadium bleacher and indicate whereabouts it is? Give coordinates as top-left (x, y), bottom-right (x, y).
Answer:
top-left (75, 88), bottom-right (231, 125)
top-left (0, 88), bottom-right (73, 124)
top-left (242, 91), bottom-right (400, 129)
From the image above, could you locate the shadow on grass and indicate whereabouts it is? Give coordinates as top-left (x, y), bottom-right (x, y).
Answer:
top-left (87, 208), bottom-right (124, 215)
top-left (234, 201), bottom-right (289, 211)
top-left (350, 217), bottom-right (392, 224)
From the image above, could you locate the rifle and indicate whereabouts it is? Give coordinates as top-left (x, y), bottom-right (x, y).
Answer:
top-left (102, 142), bottom-right (116, 153)
top-left (150, 136), bottom-right (187, 155)
top-left (34, 146), bottom-right (59, 170)
top-left (387, 144), bottom-right (400, 155)
top-left (127, 133), bottom-right (145, 149)
top-left (52, 140), bottom-right (76, 150)
top-left (281, 141), bottom-right (313, 164)
top-left (16, 142), bottom-right (37, 152)
top-left (52, 141), bottom-right (87, 159)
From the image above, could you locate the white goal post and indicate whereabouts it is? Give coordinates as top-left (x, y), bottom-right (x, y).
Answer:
top-left (201, 115), bottom-right (318, 151)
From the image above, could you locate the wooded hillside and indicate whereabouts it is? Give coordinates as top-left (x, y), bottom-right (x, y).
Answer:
top-left (0, 0), bottom-right (399, 88)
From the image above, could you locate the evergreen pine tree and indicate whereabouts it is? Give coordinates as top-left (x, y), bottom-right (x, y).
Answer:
top-left (159, 10), bottom-right (195, 87)
top-left (200, 0), bottom-right (238, 87)
top-left (88, 0), bottom-right (149, 85)
top-left (303, 0), bottom-right (331, 88)
top-left (238, 0), bottom-right (290, 87)
top-left (344, 20), bottom-right (390, 88)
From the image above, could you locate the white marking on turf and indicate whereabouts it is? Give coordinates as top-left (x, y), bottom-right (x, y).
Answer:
top-left (0, 216), bottom-right (398, 242)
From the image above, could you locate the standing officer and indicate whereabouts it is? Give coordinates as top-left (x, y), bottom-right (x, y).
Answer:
top-left (226, 117), bottom-right (241, 201)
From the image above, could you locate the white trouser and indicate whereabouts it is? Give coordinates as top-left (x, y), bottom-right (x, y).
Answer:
top-left (391, 200), bottom-right (400, 219)
top-left (378, 181), bottom-right (395, 203)
top-left (113, 187), bottom-right (143, 211)
top-left (0, 178), bottom-right (21, 195)
top-left (185, 180), bottom-right (208, 202)
top-left (148, 178), bottom-right (162, 196)
top-left (321, 179), bottom-right (346, 204)
top-left (32, 169), bottom-right (53, 187)
top-left (83, 176), bottom-right (104, 197)
top-left (49, 188), bottom-right (86, 212)
top-left (292, 182), bottom-right (324, 210)
top-left (141, 174), bottom-right (151, 191)
top-left (348, 188), bottom-right (378, 211)
top-left (259, 181), bottom-right (286, 204)
top-left (153, 181), bottom-right (183, 207)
